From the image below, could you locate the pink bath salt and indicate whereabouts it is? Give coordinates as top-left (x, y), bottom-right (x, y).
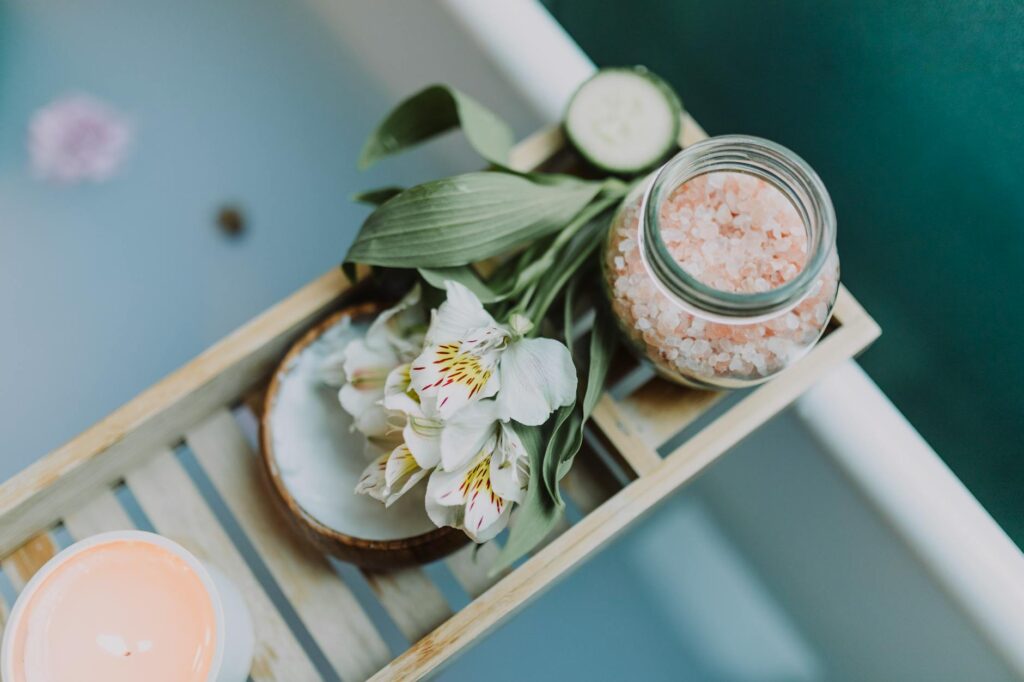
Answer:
top-left (605, 171), bottom-right (839, 385)
top-left (657, 172), bottom-right (807, 293)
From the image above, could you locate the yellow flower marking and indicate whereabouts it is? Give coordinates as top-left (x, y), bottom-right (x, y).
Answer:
top-left (390, 445), bottom-right (418, 475)
top-left (441, 455), bottom-right (503, 533)
top-left (413, 342), bottom-right (493, 408)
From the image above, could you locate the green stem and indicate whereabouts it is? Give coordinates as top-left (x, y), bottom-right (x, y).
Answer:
top-left (524, 195), bottom-right (623, 325)
top-left (514, 280), bottom-right (539, 318)
top-left (498, 177), bottom-right (638, 324)
top-left (548, 193), bottom-right (613, 251)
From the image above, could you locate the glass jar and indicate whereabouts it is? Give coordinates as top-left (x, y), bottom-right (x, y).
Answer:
top-left (602, 135), bottom-right (840, 389)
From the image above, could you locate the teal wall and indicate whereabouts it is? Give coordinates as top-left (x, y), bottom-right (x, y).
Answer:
top-left (544, 1), bottom-right (1024, 545)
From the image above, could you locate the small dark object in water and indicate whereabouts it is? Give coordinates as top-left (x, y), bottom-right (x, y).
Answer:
top-left (216, 205), bottom-right (245, 237)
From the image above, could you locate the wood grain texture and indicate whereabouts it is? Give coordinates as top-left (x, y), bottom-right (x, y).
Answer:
top-left (443, 455), bottom-right (608, 601)
top-left (259, 305), bottom-right (465, 570)
top-left (590, 287), bottom-right (873, 474)
top-left (0, 115), bottom-right (880, 681)
top-left (679, 113), bottom-right (709, 147)
top-left (661, 306), bottom-right (879, 471)
top-left (0, 115), bottom-right (734, 559)
top-left (581, 110), bottom-right (715, 476)
top-left (188, 409), bottom-right (391, 681)
top-left (2, 498), bottom-right (128, 642)
top-left (0, 123), bottom-right (576, 557)
top-left (1, 533), bottom-right (58, 592)
top-left (125, 448), bottom-right (319, 682)
top-left (613, 379), bottom-right (723, 451)
top-left (360, 567), bottom-right (452, 643)
top-left (0, 269), bottom-right (356, 557)
top-left (832, 285), bottom-right (875, 333)
top-left (445, 542), bottom-right (507, 599)
top-left (62, 488), bottom-right (134, 537)
top-left (371, 298), bottom-right (879, 681)
top-left (590, 395), bottom-right (663, 476)
top-left (508, 125), bottom-right (565, 171)
top-left (560, 443), bottom-right (623, 515)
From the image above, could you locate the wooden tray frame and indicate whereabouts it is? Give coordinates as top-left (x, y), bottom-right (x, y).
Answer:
top-left (0, 117), bottom-right (879, 681)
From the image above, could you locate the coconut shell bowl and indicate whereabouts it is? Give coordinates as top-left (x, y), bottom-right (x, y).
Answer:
top-left (259, 302), bottom-right (466, 570)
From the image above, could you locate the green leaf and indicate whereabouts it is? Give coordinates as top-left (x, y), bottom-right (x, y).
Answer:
top-left (358, 85), bottom-right (514, 169)
top-left (582, 308), bottom-right (618, 419)
top-left (352, 186), bottom-right (404, 206)
top-left (556, 309), bottom-right (619, 480)
top-left (489, 308), bottom-right (617, 574)
top-left (420, 260), bottom-right (543, 307)
top-left (490, 423), bottom-right (563, 575)
top-left (518, 171), bottom-right (597, 187)
top-left (541, 402), bottom-right (580, 499)
top-left (422, 183), bottom-right (625, 317)
top-left (563, 273), bottom-right (580, 348)
top-left (524, 198), bottom-right (618, 324)
top-left (487, 242), bottom-right (544, 292)
top-left (418, 266), bottom-right (501, 303)
top-left (345, 172), bottom-right (602, 268)
top-left (539, 306), bottom-right (619, 496)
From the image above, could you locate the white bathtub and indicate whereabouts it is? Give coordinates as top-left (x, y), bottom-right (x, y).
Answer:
top-left (1, 0), bottom-right (1021, 679)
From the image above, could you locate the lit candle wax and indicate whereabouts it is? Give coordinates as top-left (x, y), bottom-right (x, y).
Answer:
top-left (5, 537), bottom-right (218, 682)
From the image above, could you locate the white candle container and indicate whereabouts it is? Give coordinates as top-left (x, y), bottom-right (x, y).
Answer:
top-left (1, 530), bottom-right (254, 682)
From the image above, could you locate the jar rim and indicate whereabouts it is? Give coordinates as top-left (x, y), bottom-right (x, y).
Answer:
top-left (639, 135), bottom-right (836, 319)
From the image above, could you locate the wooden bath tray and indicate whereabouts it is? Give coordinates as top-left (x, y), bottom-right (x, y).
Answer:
top-left (0, 117), bottom-right (879, 681)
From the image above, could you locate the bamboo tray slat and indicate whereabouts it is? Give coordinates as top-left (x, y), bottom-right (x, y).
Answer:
top-left (0, 117), bottom-right (879, 681)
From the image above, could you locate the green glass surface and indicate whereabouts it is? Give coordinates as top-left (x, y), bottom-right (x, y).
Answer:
top-left (544, 0), bottom-right (1024, 547)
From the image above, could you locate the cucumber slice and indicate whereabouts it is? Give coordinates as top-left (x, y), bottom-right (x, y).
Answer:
top-left (565, 66), bottom-right (682, 174)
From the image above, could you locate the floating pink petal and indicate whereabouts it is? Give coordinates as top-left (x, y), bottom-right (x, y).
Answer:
top-left (28, 94), bottom-right (132, 183)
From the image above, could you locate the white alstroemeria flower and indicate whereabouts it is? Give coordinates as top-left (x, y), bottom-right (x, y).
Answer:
top-left (383, 364), bottom-right (495, 474)
top-left (316, 317), bottom-right (353, 388)
top-left (382, 363), bottom-right (441, 470)
top-left (318, 349), bottom-right (348, 388)
top-left (354, 442), bottom-right (429, 507)
top-left (410, 281), bottom-right (577, 424)
top-left (424, 420), bottom-right (529, 542)
top-left (410, 282), bottom-right (504, 419)
top-left (333, 285), bottom-right (425, 438)
top-left (337, 340), bottom-right (396, 438)
top-left (495, 320), bottom-right (578, 427)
